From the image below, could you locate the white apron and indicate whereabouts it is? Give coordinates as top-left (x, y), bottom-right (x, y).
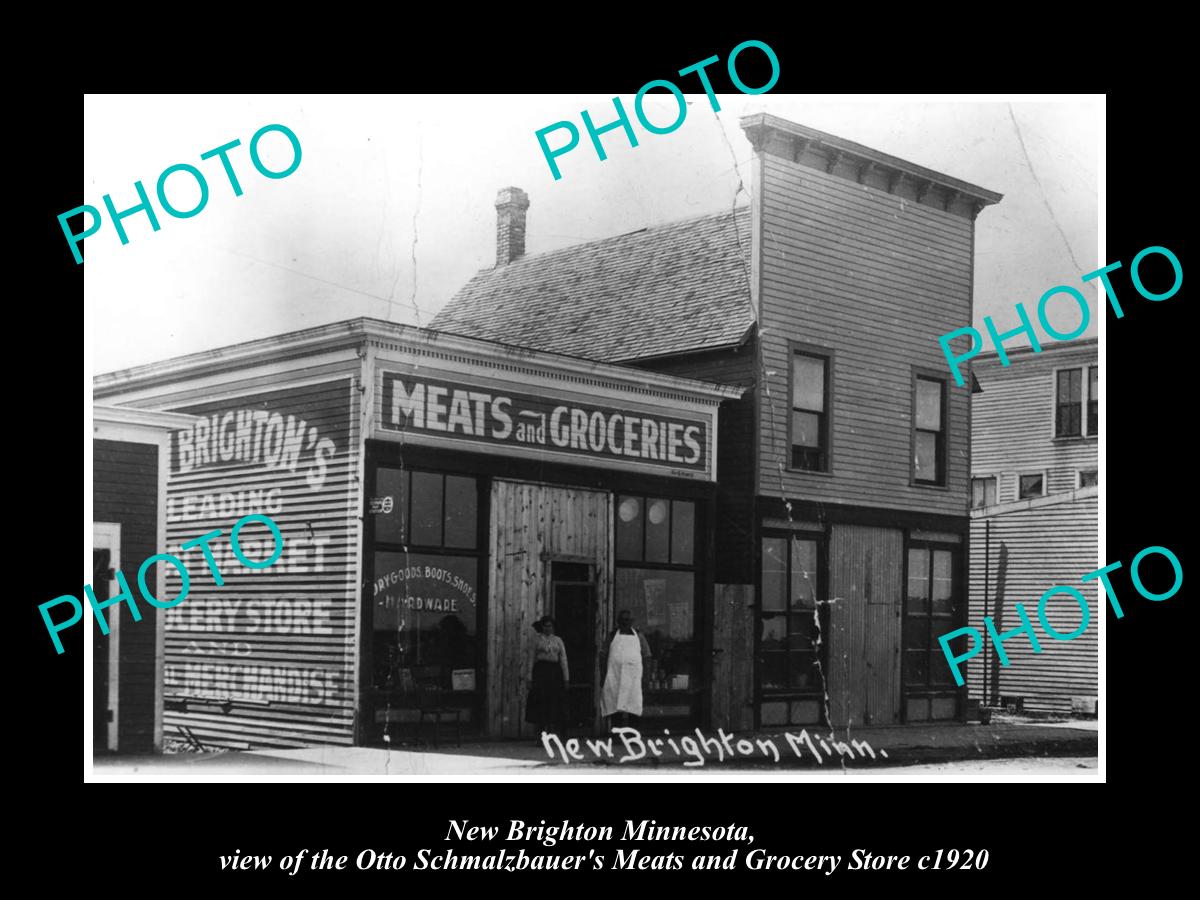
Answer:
top-left (600, 631), bottom-right (643, 717)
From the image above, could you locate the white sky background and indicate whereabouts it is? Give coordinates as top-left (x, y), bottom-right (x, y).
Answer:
top-left (84, 94), bottom-right (1099, 373)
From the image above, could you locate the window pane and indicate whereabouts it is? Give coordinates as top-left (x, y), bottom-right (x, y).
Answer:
top-left (1057, 403), bottom-right (1081, 437)
top-left (971, 478), bottom-right (986, 509)
top-left (985, 478), bottom-right (997, 506)
top-left (670, 501), bottom-right (695, 565)
top-left (374, 467), bottom-right (408, 544)
top-left (410, 471), bottom-right (443, 546)
top-left (1088, 366), bottom-right (1098, 434)
top-left (904, 650), bottom-right (929, 685)
top-left (915, 431), bottom-right (938, 482)
top-left (645, 498), bottom-right (670, 563)
top-left (932, 550), bottom-right (954, 613)
top-left (760, 651), bottom-right (788, 690)
top-left (791, 446), bottom-right (823, 472)
top-left (1019, 474), bottom-right (1043, 499)
top-left (760, 615), bottom-right (787, 650)
top-left (789, 613), bottom-right (817, 643)
top-left (616, 496), bottom-right (643, 561)
top-left (373, 551), bottom-right (478, 688)
top-left (791, 539), bottom-right (818, 607)
top-left (1080, 470), bottom-right (1098, 488)
top-left (907, 548), bottom-right (929, 613)
top-left (614, 568), bottom-right (695, 681)
top-left (761, 537), bottom-right (787, 611)
top-left (916, 379), bottom-right (942, 431)
top-left (1057, 368), bottom-right (1081, 403)
top-left (792, 354), bottom-right (825, 412)
top-left (904, 618), bottom-right (930, 650)
top-left (790, 651), bottom-right (817, 689)
top-left (443, 475), bottom-right (477, 549)
top-left (792, 410), bottom-right (821, 449)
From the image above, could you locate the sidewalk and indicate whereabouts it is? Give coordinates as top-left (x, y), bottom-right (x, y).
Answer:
top-left (93, 719), bottom-right (1097, 776)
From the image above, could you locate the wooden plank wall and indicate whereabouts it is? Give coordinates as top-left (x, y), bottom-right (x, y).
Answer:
top-left (93, 439), bottom-right (160, 752)
top-left (101, 363), bottom-right (365, 750)
top-left (756, 150), bottom-right (973, 517)
top-left (967, 494), bottom-right (1098, 713)
top-left (827, 525), bottom-right (904, 727)
top-left (972, 345), bottom-right (1098, 501)
top-left (710, 583), bottom-right (755, 731)
top-left (488, 480), bottom-right (610, 737)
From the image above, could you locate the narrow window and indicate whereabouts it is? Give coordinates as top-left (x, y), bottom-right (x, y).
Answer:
top-left (790, 351), bottom-right (829, 471)
top-left (1056, 368), bottom-right (1083, 437)
top-left (915, 376), bottom-right (946, 485)
top-left (1087, 365), bottom-right (1098, 436)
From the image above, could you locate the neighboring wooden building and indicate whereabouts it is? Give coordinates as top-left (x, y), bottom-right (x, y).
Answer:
top-left (966, 339), bottom-right (1099, 714)
top-left (435, 115), bottom-right (1003, 730)
top-left (94, 323), bottom-right (735, 748)
top-left (93, 405), bottom-right (198, 754)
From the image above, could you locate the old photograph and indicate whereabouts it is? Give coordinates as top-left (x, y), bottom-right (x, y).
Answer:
top-left (81, 92), bottom-right (1101, 780)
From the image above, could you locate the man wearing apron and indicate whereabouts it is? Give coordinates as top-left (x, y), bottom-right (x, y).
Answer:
top-left (600, 609), bottom-right (653, 727)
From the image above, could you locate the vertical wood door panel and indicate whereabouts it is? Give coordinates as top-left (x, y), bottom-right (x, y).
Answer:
top-left (488, 481), bottom-right (609, 738)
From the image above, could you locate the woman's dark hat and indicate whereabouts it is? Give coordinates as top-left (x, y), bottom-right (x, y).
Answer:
top-left (532, 615), bottom-right (555, 633)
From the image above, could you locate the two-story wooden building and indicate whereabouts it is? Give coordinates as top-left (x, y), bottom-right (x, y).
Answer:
top-left (966, 339), bottom-right (1099, 715)
top-left (435, 114), bottom-right (1003, 730)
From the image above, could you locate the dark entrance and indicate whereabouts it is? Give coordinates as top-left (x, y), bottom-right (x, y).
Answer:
top-left (551, 561), bottom-right (597, 730)
top-left (93, 548), bottom-right (111, 753)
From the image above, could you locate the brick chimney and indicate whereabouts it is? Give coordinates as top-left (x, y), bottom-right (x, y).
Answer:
top-left (495, 187), bottom-right (529, 266)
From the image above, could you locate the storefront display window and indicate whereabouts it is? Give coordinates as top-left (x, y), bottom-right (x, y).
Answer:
top-left (370, 467), bottom-right (481, 728)
top-left (615, 496), bottom-right (698, 701)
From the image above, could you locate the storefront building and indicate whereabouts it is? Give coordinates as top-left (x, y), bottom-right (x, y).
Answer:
top-left (94, 323), bottom-right (736, 747)
top-left (434, 114), bottom-right (1002, 730)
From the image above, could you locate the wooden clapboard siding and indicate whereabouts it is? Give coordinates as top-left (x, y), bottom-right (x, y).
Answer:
top-left (972, 342), bottom-right (1098, 502)
top-left (635, 343), bottom-right (757, 584)
top-left (488, 480), bottom-right (610, 738)
top-left (966, 493), bottom-right (1099, 713)
top-left (827, 525), bottom-right (904, 727)
top-left (93, 439), bottom-right (160, 752)
top-left (756, 151), bottom-right (973, 516)
top-left (97, 352), bottom-right (364, 750)
top-left (710, 584), bottom-right (755, 731)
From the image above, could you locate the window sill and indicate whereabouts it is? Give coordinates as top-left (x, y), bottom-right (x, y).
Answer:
top-left (784, 467), bottom-right (835, 477)
top-left (910, 480), bottom-right (950, 491)
top-left (1052, 434), bottom-right (1098, 443)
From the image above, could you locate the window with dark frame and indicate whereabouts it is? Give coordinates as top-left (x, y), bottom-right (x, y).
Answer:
top-left (370, 467), bottom-right (481, 699)
top-left (914, 376), bottom-right (946, 485)
top-left (1056, 364), bottom-right (1099, 438)
top-left (1056, 368), bottom-right (1082, 437)
top-left (1088, 365), bottom-right (1098, 435)
top-left (904, 544), bottom-right (962, 714)
top-left (615, 495), bottom-right (698, 696)
top-left (970, 476), bottom-right (997, 509)
top-left (790, 350), bottom-right (829, 472)
top-left (1018, 473), bottom-right (1044, 499)
top-left (758, 533), bottom-right (827, 727)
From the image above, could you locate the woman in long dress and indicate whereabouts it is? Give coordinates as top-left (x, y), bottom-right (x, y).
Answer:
top-left (600, 610), bottom-right (652, 727)
top-left (525, 616), bottom-right (569, 737)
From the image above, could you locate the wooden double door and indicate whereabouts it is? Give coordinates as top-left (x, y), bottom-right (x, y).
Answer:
top-left (486, 480), bottom-right (611, 738)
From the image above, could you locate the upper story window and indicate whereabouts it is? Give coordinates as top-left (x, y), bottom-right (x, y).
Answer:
top-left (1078, 469), bottom-right (1099, 489)
top-left (1018, 473), bottom-right (1045, 499)
top-left (971, 476), bottom-right (997, 509)
top-left (790, 349), bottom-right (830, 472)
top-left (914, 375), bottom-right (946, 486)
top-left (1056, 364), bottom-right (1099, 438)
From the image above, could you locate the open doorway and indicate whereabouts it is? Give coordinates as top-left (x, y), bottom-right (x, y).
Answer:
top-left (550, 560), bottom-right (597, 731)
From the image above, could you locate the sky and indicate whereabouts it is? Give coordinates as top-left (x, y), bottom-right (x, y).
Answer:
top-left (83, 94), bottom-right (1100, 374)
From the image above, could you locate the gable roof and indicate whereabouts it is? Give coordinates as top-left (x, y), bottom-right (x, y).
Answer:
top-left (431, 206), bottom-right (754, 363)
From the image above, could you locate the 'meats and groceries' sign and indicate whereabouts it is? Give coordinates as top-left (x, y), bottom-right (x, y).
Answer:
top-left (380, 373), bottom-right (711, 479)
